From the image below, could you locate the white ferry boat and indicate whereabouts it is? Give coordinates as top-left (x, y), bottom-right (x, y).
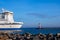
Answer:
top-left (0, 8), bottom-right (23, 30)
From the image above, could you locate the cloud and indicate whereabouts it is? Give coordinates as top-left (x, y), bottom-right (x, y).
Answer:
top-left (27, 13), bottom-right (60, 18)
top-left (27, 13), bottom-right (46, 18)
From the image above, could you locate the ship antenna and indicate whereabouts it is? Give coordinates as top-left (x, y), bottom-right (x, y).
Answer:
top-left (2, 8), bottom-right (5, 12)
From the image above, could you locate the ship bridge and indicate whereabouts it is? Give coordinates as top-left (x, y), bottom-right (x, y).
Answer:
top-left (0, 8), bottom-right (14, 23)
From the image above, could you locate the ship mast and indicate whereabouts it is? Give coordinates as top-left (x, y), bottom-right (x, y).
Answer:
top-left (38, 23), bottom-right (42, 29)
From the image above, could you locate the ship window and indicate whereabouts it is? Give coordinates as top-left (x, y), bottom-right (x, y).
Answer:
top-left (0, 14), bottom-right (5, 19)
top-left (2, 16), bottom-right (5, 18)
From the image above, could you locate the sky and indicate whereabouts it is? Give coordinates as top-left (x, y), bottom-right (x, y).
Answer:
top-left (0, 0), bottom-right (60, 28)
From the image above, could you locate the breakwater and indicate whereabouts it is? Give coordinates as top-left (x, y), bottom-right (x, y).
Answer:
top-left (0, 32), bottom-right (60, 40)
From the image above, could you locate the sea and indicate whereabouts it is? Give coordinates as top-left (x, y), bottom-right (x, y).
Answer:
top-left (19, 28), bottom-right (60, 35)
top-left (0, 28), bottom-right (60, 35)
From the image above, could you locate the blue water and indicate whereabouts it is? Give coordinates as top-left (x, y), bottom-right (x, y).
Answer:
top-left (0, 28), bottom-right (60, 34)
top-left (12, 28), bottom-right (60, 35)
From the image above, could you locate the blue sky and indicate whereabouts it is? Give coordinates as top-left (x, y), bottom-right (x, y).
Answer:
top-left (0, 0), bottom-right (60, 28)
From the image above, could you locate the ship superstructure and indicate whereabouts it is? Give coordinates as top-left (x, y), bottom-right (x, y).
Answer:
top-left (0, 8), bottom-right (23, 28)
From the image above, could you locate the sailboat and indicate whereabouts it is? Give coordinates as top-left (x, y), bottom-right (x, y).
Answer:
top-left (36, 23), bottom-right (42, 29)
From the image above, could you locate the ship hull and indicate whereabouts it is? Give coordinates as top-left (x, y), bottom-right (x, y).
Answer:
top-left (0, 24), bottom-right (22, 28)
top-left (0, 28), bottom-right (21, 30)
top-left (0, 24), bottom-right (22, 30)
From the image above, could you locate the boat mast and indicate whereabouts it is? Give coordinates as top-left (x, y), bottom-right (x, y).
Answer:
top-left (38, 23), bottom-right (42, 29)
